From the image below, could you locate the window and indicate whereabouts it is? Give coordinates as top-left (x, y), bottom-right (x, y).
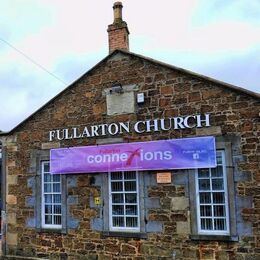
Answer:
top-left (41, 161), bottom-right (62, 229)
top-left (196, 151), bottom-right (229, 235)
top-left (109, 171), bottom-right (140, 232)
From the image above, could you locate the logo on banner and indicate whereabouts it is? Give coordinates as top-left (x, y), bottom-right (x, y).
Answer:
top-left (86, 148), bottom-right (172, 166)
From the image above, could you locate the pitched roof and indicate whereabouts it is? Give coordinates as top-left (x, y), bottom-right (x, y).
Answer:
top-left (1, 49), bottom-right (259, 136)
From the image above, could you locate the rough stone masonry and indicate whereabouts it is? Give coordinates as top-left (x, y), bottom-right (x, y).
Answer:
top-left (0, 1), bottom-right (259, 260)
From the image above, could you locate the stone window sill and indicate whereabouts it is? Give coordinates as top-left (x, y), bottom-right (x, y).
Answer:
top-left (190, 235), bottom-right (238, 242)
top-left (101, 231), bottom-right (147, 239)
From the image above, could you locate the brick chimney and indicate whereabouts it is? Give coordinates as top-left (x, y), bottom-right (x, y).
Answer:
top-left (107, 2), bottom-right (130, 53)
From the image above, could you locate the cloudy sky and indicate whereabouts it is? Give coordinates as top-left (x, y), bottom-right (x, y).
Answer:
top-left (0, 0), bottom-right (259, 132)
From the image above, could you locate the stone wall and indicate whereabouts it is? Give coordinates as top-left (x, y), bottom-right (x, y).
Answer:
top-left (1, 52), bottom-right (259, 259)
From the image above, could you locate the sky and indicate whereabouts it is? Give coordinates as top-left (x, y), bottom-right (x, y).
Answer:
top-left (0, 0), bottom-right (259, 132)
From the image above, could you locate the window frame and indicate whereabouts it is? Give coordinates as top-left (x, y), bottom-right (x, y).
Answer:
top-left (195, 150), bottom-right (230, 235)
top-left (101, 170), bottom-right (146, 236)
top-left (108, 171), bottom-right (140, 232)
top-left (41, 161), bottom-right (62, 229)
top-left (189, 141), bottom-right (237, 240)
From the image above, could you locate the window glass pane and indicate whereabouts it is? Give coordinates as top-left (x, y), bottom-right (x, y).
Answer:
top-left (211, 166), bottom-right (223, 177)
top-left (53, 174), bottom-right (60, 182)
top-left (54, 205), bottom-right (62, 214)
top-left (126, 217), bottom-right (138, 227)
top-left (201, 218), bottom-right (212, 230)
top-left (45, 215), bottom-right (52, 224)
top-left (111, 172), bottom-right (122, 180)
top-left (54, 215), bottom-right (61, 225)
top-left (53, 183), bottom-right (61, 193)
top-left (199, 192), bottom-right (211, 204)
top-left (111, 182), bottom-right (123, 191)
top-left (214, 219), bottom-right (226, 230)
top-left (112, 194), bottom-right (123, 203)
top-left (200, 205), bottom-right (212, 216)
top-left (199, 179), bottom-right (210, 190)
top-left (45, 205), bottom-right (52, 214)
top-left (216, 154), bottom-right (223, 164)
top-left (213, 192), bottom-right (225, 203)
top-left (125, 181), bottom-right (136, 191)
top-left (124, 171), bottom-right (136, 180)
top-left (44, 173), bottom-right (51, 182)
top-left (126, 205), bottom-right (137, 215)
top-left (212, 179), bottom-right (224, 190)
top-left (45, 194), bottom-right (52, 203)
top-left (125, 193), bottom-right (137, 203)
top-left (112, 217), bottom-right (124, 227)
top-left (198, 169), bottom-right (209, 178)
top-left (214, 205), bottom-right (225, 217)
top-left (44, 184), bottom-right (52, 193)
top-left (112, 205), bottom-right (124, 215)
top-left (44, 163), bottom-right (50, 173)
top-left (53, 194), bottom-right (61, 203)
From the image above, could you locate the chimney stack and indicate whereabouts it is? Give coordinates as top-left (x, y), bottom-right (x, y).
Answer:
top-left (107, 2), bottom-right (129, 53)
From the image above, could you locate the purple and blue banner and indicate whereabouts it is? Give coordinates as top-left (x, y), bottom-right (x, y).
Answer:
top-left (50, 136), bottom-right (216, 174)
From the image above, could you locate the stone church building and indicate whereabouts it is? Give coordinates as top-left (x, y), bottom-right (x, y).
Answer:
top-left (0, 2), bottom-right (259, 259)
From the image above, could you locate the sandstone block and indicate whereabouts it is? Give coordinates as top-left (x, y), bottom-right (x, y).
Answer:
top-left (93, 104), bottom-right (105, 115)
top-left (174, 83), bottom-right (191, 92)
top-left (176, 221), bottom-right (190, 234)
top-left (8, 212), bottom-right (16, 225)
top-left (121, 244), bottom-right (137, 255)
top-left (154, 73), bottom-right (166, 82)
top-left (196, 126), bottom-right (222, 136)
top-left (159, 98), bottom-right (171, 107)
top-left (164, 109), bottom-right (178, 117)
top-left (7, 233), bottom-right (18, 246)
top-left (171, 197), bottom-right (189, 211)
top-left (160, 86), bottom-right (173, 95)
top-left (41, 142), bottom-right (60, 150)
top-left (7, 145), bottom-right (18, 152)
top-left (188, 92), bottom-right (201, 102)
top-left (85, 92), bottom-right (95, 98)
top-left (145, 76), bottom-right (153, 84)
top-left (6, 195), bottom-right (17, 205)
top-left (7, 161), bottom-right (16, 167)
top-left (7, 175), bottom-right (18, 185)
top-left (149, 245), bottom-right (172, 257)
top-left (106, 91), bottom-right (135, 115)
top-left (202, 89), bottom-right (222, 99)
top-left (201, 105), bottom-right (214, 113)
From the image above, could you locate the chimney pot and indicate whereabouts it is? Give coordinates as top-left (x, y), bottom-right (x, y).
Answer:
top-left (113, 2), bottom-right (123, 23)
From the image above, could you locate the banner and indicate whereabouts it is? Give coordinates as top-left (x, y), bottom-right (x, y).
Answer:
top-left (50, 136), bottom-right (216, 174)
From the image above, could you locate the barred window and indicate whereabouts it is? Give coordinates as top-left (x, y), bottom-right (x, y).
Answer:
top-left (109, 171), bottom-right (140, 232)
top-left (41, 161), bottom-right (62, 229)
top-left (196, 151), bottom-right (230, 235)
